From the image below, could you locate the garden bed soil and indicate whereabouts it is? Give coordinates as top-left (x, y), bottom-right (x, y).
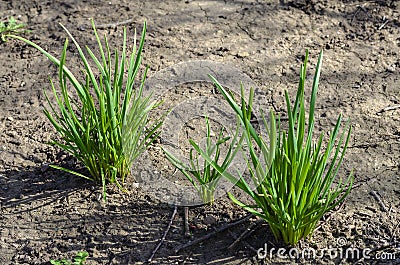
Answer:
top-left (1, 0), bottom-right (399, 264)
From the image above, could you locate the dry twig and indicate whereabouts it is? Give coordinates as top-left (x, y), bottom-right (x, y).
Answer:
top-left (148, 205), bottom-right (178, 262)
top-left (377, 105), bottom-right (400, 114)
top-left (378, 19), bottom-right (390, 30)
top-left (174, 214), bottom-right (252, 253)
top-left (184, 206), bottom-right (190, 237)
top-left (227, 230), bottom-right (257, 253)
top-left (370, 190), bottom-right (388, 212)
top-left (228, 218), bottom-right (263, 249)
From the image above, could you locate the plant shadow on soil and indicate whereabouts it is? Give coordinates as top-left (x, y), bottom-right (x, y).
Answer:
top-left (0, 151), bottom-right (280, 264)
top-left (0, 155), bottom-right (156, 263)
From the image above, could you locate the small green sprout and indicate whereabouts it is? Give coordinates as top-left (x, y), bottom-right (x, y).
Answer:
top-left (0, 16), bottom-right (29, 42)
top-left (164, 116), bottom-right (243, 205)
top-left (50, 251), bottom-right (88, 265)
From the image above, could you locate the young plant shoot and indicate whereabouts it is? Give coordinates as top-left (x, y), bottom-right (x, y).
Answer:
top-left (7, 20), bottom-right (162, 200)
top-left (192, 50), bottom-right (353, 245)
top-left (164, 116), bottom-right (242, 205)
top-left (50, 251), bottom-right (88, 265)
top-left (0, 16), bottom-right (29, 42)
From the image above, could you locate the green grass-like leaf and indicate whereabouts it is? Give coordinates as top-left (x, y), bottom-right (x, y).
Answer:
top-left (0, 16), bottom-right (29, 42)
top-left (195, 50), bottom-right (353, 245)
top-left (164, 116), bottom-right (243, 204)
top-left (7, 20), bottom-right (162, 200)
top-left (50, 251), bottom-right (88, 265)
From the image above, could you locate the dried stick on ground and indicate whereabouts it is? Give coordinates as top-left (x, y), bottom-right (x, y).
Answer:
top-left (378, 19), bottom-right (390, 30)
top-left (228, 218), bottom-right (263, 250)
top-left (227, 230), bottom-right (257, 253)
top-left (377, 104), bottom-right (400, 114)
top-left (148, 205), bottom-right (178, 262)
top-left (184, 206), bottom-right (190, 237)
top-left (174, 214), bottom-right (252, 253)
top-left (370, 190), bottom-right (388, 212)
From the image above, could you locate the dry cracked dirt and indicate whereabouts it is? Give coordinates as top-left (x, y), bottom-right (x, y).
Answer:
top-left (0, 0), bottom-right (399, 264)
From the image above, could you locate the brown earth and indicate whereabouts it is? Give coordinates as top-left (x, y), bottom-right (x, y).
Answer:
top-left (0, 0), bottom-right (399, 264)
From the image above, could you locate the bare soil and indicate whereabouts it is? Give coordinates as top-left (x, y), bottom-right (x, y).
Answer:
top-left (0, 0), bottom-right (399, 264)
